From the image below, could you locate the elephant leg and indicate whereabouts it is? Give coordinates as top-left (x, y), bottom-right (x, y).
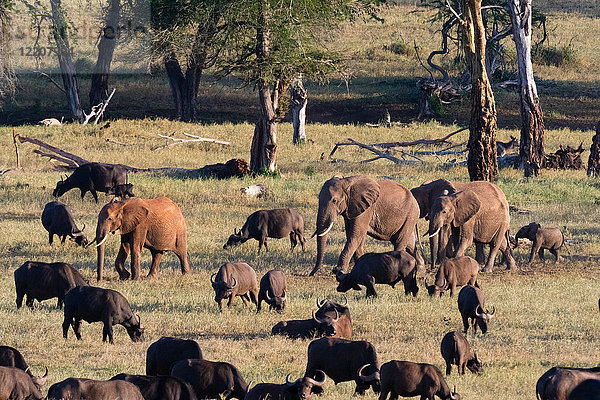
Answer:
top-left (337, 218), bottom-right (367, 273)
top-left (174, 248), bottom-right (190, 275)
top-left (147, 250), bottom-right (163, 278)
top-left (475, 243), bottom-right (486, 264)
top-left (115, 242), bottom-right (131, 280)
top-left (354, 236), bottom-right (365, 262)
top-left (500, 233), bottom-right (517, 270)
top-left (538, 247), bottom-right (545, 263)
top-left (130, 231), bottom-right (146, 280)
top-left (289, 232), bottom-right (297, 251)
top-left (550, 248), bottom-right (560, 263)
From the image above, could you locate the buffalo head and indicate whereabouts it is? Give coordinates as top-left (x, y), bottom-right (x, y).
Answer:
top-left (70, 223), bottom-right (88, 247)
top-left (335, 271), bottom-right (361, 293)
top-left (425, 278), bottom-right (448, 297)
top-left (265, 289), bottom-right (287, 312)
top-left (466, 351), bottom-right (484, 375)
top-left (286, 370), bottom-right (326, 399)
top-left (124, 314), bottom-right (145, 342)
top-left (357, 364), bottom-right (381, 394)
top-left (312, 309), bottom-right (339, 337)
top-left (474, 305), bottom-right (495, 334)
top-left (223, 229), bottom-right (243, 249)
top-left (52, 175), bottom-right (67, 198)
top-left (28, 367), bottom-right (48, 391)
top-left (211, 274), bottom-right (238, 302)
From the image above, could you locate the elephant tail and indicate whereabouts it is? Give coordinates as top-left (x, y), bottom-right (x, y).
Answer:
top-left (504, 229), bottom-right (515, 258)
top-left (560, 227), bottom-right (571, 255)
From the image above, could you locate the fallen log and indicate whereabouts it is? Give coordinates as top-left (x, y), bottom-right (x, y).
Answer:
top-left (17, 134), bottom-right (90, 167)
top-left (543, 143), bottom-right (585, 170)
top-left (330, 138), bottom-right (420, 165)
top-left (372, 127), bottom-right (467, 148)
top-left (153, 132), bottom-right (231, 151)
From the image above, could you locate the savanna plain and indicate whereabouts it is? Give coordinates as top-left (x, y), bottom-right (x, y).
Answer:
top-left (2, 2), bottom-right (600, 400)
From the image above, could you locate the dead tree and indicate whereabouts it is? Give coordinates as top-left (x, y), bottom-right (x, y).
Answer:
top-left (508, 0), bottom-right (545, 177)
top-left (90, 0), bottom-right (120, 106)
top-left (290, 75), bottom-right (307, 144)
top-left (588, 122), bottom-right (600, 177)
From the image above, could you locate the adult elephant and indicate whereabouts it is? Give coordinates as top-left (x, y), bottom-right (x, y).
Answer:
top-left (310, 175), bottom-right (422, 276)
top-left (414, 179), bottom-right (515, 272)
top-left (88, 197), bottom-right (190, 281)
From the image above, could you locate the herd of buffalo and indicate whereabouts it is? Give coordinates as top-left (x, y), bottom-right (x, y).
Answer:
top-left (1, 161), bottom-right (591, 400)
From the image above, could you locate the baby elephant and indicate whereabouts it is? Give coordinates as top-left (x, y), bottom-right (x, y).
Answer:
top-left (514, 222), bottom-right (564, 264)
top-left (426, 256), bottom-right (479, 297)
top-left (224, 208), bottom-right (306, 253)
top-left (440, 331), bottom-right (483, 376)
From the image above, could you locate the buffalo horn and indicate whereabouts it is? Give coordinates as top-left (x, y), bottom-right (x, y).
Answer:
top-left (474, 306), bottom-right (484, 318)
top-left (332, 309), bottom-right (339, 323)
top-left (312, 311), bottom-right (322, 324)
top-left (137, 313), bottom-right (142, 326)
top-left (474, 351), bottom-right (479, 361)
top-left (81, 223), bottom-right (86, 232)
top-left (316, 298), bottom-right (327, 308)
top-left (450, 385), bottom-right (458, 400)
top-left (285, 373), bottom-right (301, 387)
top-left (33, 367), bottom-right (48, 387)
top-left (357, 364), bottom-right (379, 382)
top-left (265, 289), bottom-right (274, 302)
top-left (281, 290), bottom-right (287, 301)
top-left (305, 370), bottom-right (327, 386)
top-left (210, 273), bottom-right (217, 284)
top-left (342, 294), bottom-right (348, 306)
top-left (487, 306), bottom-right (496, 318)
top-left (231, 277), bottom-right (237, 289)
top-left (441, 277), bottom-right (449, 290)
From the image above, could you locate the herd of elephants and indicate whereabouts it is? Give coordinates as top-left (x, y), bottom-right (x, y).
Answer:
top-left (2, 161), bottom-right (592, 400)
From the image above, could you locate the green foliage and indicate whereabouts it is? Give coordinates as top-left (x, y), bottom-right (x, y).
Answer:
top-left (255, 167), bottom-right (282, 178)
top-left (428, 94), bottom-right (444, 116)
top-left (534, 45), bottom-right (579, 67)
top-left (385, 41), bottom-right (416, 56)
top-left (304, 164), bottom-right (317, 176)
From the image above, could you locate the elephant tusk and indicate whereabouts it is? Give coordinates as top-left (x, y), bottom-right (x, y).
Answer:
top-left (95, 235), bottom-right (109, 248)
top-left (427, 227), bottom-right (441, 239)
top-left (317, 223), bottom-right (333, 237)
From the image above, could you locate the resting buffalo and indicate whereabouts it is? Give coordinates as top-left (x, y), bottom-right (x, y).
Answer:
top-left (440, 331), bottom-right (482, 376)
top-left (171, 359), bottom-right (248, 400)
top-left (257, 270), bottom-right (287, 312)
top-left (62, 286), bottom-right (144, 344)
top-left (41, 201), bottom-right (88, 247)
top-left (14, 261), bottom-right (88, 309)
top-left (271, 310), bottom-right (340, 339)
top-left (107, 183), bottom-right (135, 199)
top-left (0, 366), bottom-right (45, 400)
top-left (426, 256), bottom-right (479, 297)
top-left (146, 337), bottom-right (203, 376)
top-left (379, 360), bottom-right (461, 400)
top-left (457, 285), bottom-right (495, 334)
top-left (536, 366), bottom-right (600, 400)
top-left (48, 378), bottom-right (144, 400)
top-left (53, 162), bottom-right (128, 203)
top-left (110, 374), bottom-right (197, 400)
top-left (211, 262), bottom-right (259, 311)
top-left (315, 298), bottom-right (353, 339)
top-left (0, 346), bottom-right (48, 389)
top-left (335, 250), bottom-right (418, 298)
top-left (245, 371), bottom-right (326, 400)
top-left (305, 337), bottom-right (380, 395)
top-left (224, 208), bottom-right (306, 253)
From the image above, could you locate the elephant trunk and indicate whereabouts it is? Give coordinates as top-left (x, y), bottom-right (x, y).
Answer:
top-left (94, 224), bottom-right (110, 281)
top-left (310, 213), bottom-right (333, 276)
top-left (430, 235), bottom-right (439, 267)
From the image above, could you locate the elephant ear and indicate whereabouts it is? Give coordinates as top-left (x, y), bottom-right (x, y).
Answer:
top-left (346, 176), bottom-right (380, 219)
top-left (120, 200), bottom-right (150, 234)
top-left (451, 190), bottom-right (481, 226)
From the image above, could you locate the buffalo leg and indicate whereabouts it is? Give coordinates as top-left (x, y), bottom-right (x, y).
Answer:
top-left (103, 316), bottom-right (114, 344)
top-left (450, 283), bottom-right (457, 297)
top-left (73, 318), bottom-right (82, 340)
top-left (16, 290), bottom-right (24, 309)
top-left (48, 232), bottom-right (54, 245)
top-left (249, 290), bottom-right (259, 306)
top-left (80, 188), bottom-right (87, 200)
top-left (462, 315), bottom-right (470, 334)
top-left (91, 189), bottom-right (99, 203)
top-left (115, 242), bottom-right (131, 280)
top-left (241, 294), bottom-right (250, 307)
top-left (445, 361), bottom-right (452, 375)
top-left (60, 235), bottom-right (67, 244)
top-left (378, 389), bottom-right (389, 400)
top-left (25, 295), bottom-right (34, 308)
top-left (365, 276), bottom-right (377, 297)
top-left (538, 247), bottom-right (545, 262)
top-left (289, 232), bottom-right (297, 251)
top-left (227, 295), bottom-right (234, 308)
top-left (147, 249), bottom-right (163, 278)
top-left (62, 315), bottom-right (72, 339)
top-left (217, 299), bottom-right (223, 312)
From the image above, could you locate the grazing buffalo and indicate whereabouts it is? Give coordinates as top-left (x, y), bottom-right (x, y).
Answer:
top-left (62, 286), bottom-right (144, 344)
top-left (0, 366), bottom-right (46, 400)
top-left (146, 337), bottom-right (203, 376)
top-left (305, 337), bottom-right (380, 395)
top-left (378, 360), bottom-right (461, 400)
top-left (536, 366), bottom-right (600, 400)
top-left (14, 261), bottom-right (88, 309)
top-left (426, 256), bottom-right (479, 297)
top-left (335, 250), bottom-right (418, 298)
top-left (224, 208), bottom-right (306, 253)
top-left (315, 298), bottom-right (353, 339)
top-left (106, 183), bottom-right (135, 199)
top-left (110, 374), bottom-right (197, 400)
top-left (245, 371), bottom-right (326, 400)
top-left (53, 162), bottom-right (128, 202)
top-left (41, 201), bottom-right (88, 247)
top-left (48, 378), bottom-right (144, 400)
top-left (0, 346), bottom-right (48, 389)
top-left (457, 285), bottom-right (495, 334)
top-left (257, 270), bottom-right (287, 312)
top-left (271, 309), bottom-right (340, 339)
top-left (171, 359), bottom-right (248, 400)
top-left (211, 262), bottom-right (259, 311)
top-left (440, 331), bottom-right (483, 376)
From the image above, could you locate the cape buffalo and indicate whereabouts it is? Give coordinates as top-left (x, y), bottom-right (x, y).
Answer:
top-left (223, 208), bottom-right (306, 253)
top-left (106, 183), bottom-right (135, 199)
top-left (62, 286), bottom-right (144, 344)
top-left (211, 262), bottom-right (259, 311)
top-left (146, 337), bottom-right (203, 376)
top-left (335, 250), bottom-right (418, 298)
top-left (257, 270), bottom-right (287, 312)
top-left (457, 285), bottom-right (495, 334)
top-left (440, 331), bottom-right (483, 375)
top-left (14, 261), bottom-right (88, 309)
top-left (0, 346), bottom-right (48, 389)
top-left (48, 377), bottom-right (144, 400)
top-left (315, 298), bottom-right (353, 339)
top-left (536, 366), bottom-right (600, 400)
top-left (305, 337), bottom-right (380, 395)
top-left (567, 379), bottom-right (600, 400)
top-left (271, 309), bottom-right (340, 339)
top-left (41, 201), bottom-right (88, 247)
top-left (426, 256), bottom-right (479, 297)
top-left (245, 371), bottom-right (326, 400)
top-left (171, 359), bottom-right (248, 400)
top-left (379, 360), bottom-right (461, 400)
top-left (53, 162), bottom-right (128, 203)
top-left (0, 366), bottom-right (46, 400)
top-left (110, 373), bottom-right (197, 400)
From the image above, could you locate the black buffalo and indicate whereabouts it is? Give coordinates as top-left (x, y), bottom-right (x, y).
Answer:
top-left (106, 183), bottom-right (135, 199)
top-left (536, 366), bottom-right (600, 400)
top-left (53, 162), bottom-right (128, 202)
top-left (257, 270), bottom-right (287, 312)
top-left (146, 337), bottom-right (203, 376)
top-left (271, 309), bottom-right (340, 339)
top-left (0, 347), bottom-right (47, 393)
top-left (245, 371), bottom-right (326, 400)
top-left (0, 366), bottom-right (45, 400)
top-left (41, 201), bottom-right (88, 247)
top-left (440, 331), bottom-right (483, 375)
top-left (48, 377), bottom-right (144, 400)
top-left (335, 250), bottom-right (418, 298)
top-left (62, 286), bottom-right (144, 344)
top-left (379, 360), bottom-right (461, 400)
top-left (305, 337), bottom-right (380, 395)
top-left (171, 359), bottom-right (248, 400)
top-left (14, 261), bottom-right (88, 309)
top-left (110, 373), bottom-right (197, 400)
top-left (457, 285), bottom-right (495, 334)
top-left (224, 208), bottom-right (306, 253)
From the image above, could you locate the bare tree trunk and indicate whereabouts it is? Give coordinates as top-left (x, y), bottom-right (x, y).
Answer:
top-left (290, 75), bottom-right (307, 144)
top-left (0, 0), bottom-right (16, 107)
top-left (50, 0), bottom-right (84, 122)
top-left (90, 0), bottom-right (120, 106)
top-left (508, 0), bottom-right (545, 177)
top-left (588, 121), bottom-right (600, 177)
top-left (461, 0), bottom-right (498, 181)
